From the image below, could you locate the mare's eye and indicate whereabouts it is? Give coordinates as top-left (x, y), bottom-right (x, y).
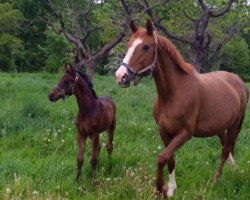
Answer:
top-left (64, 80), bottom-right (69, 84)
top-left (142, 45), bottom-right (149, 52)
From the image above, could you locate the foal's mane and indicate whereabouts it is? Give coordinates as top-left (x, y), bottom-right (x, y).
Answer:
top-left (157, 35), bottom-right (194, 74)
top-left (76, 70), bottom-right (98, 99)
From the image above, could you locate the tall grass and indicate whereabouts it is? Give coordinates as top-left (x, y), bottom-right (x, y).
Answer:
top-left (0, 73), bottom-right (249, 199)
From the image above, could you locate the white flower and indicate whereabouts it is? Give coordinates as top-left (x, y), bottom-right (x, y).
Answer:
top-left (157, 146), bottom-right (162, 150)
top-left (61, 140), bottom-right (65, 143)
top-left (106, 178), bottom-right (111, 182)
top-left (6, 188), bottom-right (11, 193)
top-left (32, 190), bottom-right (38, 195)
top-left (53, 132), bottom-right (58, 138)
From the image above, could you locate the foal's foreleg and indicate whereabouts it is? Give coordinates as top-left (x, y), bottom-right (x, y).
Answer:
top-left (76, 132), bottom-right (86, 182)
top-left (90, 135), bottom-right (100, 185)
top-left (156, 129), bottom-right (191, 198)
top-left (106, 120), bottom-right (116, 157)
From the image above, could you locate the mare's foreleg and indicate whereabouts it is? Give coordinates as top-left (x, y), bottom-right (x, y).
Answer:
top-left (156, 129), bottom-right (191, 198)
top-left (76, 132), bottom-right (87, 182)
top-left (90, 135), bottom-right (101, 185)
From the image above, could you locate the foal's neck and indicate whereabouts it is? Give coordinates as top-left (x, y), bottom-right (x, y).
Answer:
top-left (74, 77), bottom-right (97, 116)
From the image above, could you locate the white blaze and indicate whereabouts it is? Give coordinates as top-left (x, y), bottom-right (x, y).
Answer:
top-left (167, 169), bottom-right (177, 197)
top-left (115, 38), bottom-right (142, 82)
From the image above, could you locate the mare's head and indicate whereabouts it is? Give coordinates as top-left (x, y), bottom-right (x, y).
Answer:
top-left (48, 64), bottom-right (78, 102)
top-left (115, 19), bottom-right (157, 88)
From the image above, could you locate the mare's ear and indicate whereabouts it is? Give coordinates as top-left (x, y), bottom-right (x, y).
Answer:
top-left (130, 20), bottom-right (138, 33)
top-left (146, 19), bottom-right (153, 35)
top-left (64, 63), bottom-right (75, 75)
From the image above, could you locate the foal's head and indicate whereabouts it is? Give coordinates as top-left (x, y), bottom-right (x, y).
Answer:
top-left (116, 20), bottom-right (157, 87)
top-left (49, 64), bottom-right (78, 102)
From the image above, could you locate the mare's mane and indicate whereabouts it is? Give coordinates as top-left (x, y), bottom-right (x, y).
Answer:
top-left (76, 70), bottom-right (98, 99)
top-left (157, 35), bottom-right (195, 74)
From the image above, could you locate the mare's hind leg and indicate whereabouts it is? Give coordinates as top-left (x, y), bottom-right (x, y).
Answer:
top-left (214, 115), bottom-right (244, 180)
top-left (106, 119), bottom-right (116, 157)
top-left (90, 135), bottom-right (101, 185)
top-left (217, 131), bottom-right (235, 166)
top-left (76, 132), bottom-right (87, 182)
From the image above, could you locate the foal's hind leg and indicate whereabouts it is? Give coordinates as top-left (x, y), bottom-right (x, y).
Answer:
top-left (90, 135), bottom-right (101, 185)
top-left (76, 132), bottom-right (87, 182)
top-left (106, 119), bottom-right (116, 157)
top-left (214, 116), bottom-right (244, 180)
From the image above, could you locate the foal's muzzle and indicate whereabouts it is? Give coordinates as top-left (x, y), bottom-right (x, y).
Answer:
top-left (48, 93), bottom-right (57, 102)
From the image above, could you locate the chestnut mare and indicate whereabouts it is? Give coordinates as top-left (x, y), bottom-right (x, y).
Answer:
top-left (115, 20), bottom-right (249, 197)
top-left (49, 64), bottom-right (116, 184)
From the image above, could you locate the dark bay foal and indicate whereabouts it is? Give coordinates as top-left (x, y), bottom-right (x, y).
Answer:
top-left (49, 64), bottom-right (116, 184)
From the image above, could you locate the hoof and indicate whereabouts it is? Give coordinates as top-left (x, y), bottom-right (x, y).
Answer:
top-left (213, 174), bottom-right (221, 182)
top-left (92, 178), bottom-right (98, 186)
top-left (157, 185), bottom-right (176, 199)
top-left (76, 175), bottom-right (80, 183)
top-left (163, 185), bottom-right (176, 198)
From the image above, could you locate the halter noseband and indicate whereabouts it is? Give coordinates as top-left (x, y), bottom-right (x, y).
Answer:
top-left (120, 33), bottom-right (158, 82)
top-left (55, 72), bottom-right (79, 100)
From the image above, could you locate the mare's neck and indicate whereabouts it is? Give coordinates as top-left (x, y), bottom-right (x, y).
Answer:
top-left (74, 77), bottom-right (97, 115)
top-left (153, 37), bottom-right (188, 102)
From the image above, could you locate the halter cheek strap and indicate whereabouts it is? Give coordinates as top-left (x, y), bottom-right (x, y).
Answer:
top-left (55, 73), bottom-right (79, 100)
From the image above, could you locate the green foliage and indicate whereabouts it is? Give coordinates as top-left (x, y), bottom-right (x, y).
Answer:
top-left (220, 36), bottom-right (250, 81)
top-left (0, 73), bottom-right (250, 199)
top-left (42, 30), bottom-right (74, 73)
top-left (0, 34), bottom-right (23, 71)
top-left (0, 3), bottom-right (24, 34)
top-left (10, 0), bottom-right (48, 72)
top-left (0, 3), bottom-right (24, 71)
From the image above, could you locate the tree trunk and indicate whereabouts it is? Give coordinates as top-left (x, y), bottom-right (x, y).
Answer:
top-left (190, 47), bottom-right (203, 72)
top-left (86, 60), bottom-right (98, 82)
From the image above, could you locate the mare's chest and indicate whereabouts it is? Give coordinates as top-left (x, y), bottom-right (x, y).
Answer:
top-left (153, 96), bottom-right (197, 133)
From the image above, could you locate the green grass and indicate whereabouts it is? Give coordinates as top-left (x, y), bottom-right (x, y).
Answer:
top-left (0, 72), bottom-right (249, 200)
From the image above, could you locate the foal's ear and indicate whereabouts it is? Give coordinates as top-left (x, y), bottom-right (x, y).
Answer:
top-left (64, 63), bottom-right (75, 74)
top-left (146, 19), bottom-right (153, 35)
top-left (130, 20), bottom-right (138, 33)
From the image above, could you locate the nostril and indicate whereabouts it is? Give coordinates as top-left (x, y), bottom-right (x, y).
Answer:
top-left (122, 74), bottom-right (128, 79)
top-left (122, 74), bottom-right (128, 82)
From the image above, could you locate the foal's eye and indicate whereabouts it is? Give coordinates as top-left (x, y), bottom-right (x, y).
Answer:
top-left (142, 45), bottom-right (149, 52)
top-left (64, 80), bottom-right (69, 84)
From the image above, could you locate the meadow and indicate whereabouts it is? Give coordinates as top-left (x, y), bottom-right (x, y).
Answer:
top-left (0, 72), bottom-right (249, 200)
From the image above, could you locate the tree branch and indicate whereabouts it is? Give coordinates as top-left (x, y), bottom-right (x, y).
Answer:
top-left (143, 0), bottom-right (191, 44)
top-left (198, 0), bottom-right (209, 11)
top-left (210, 0), bottom-right (236, 17)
